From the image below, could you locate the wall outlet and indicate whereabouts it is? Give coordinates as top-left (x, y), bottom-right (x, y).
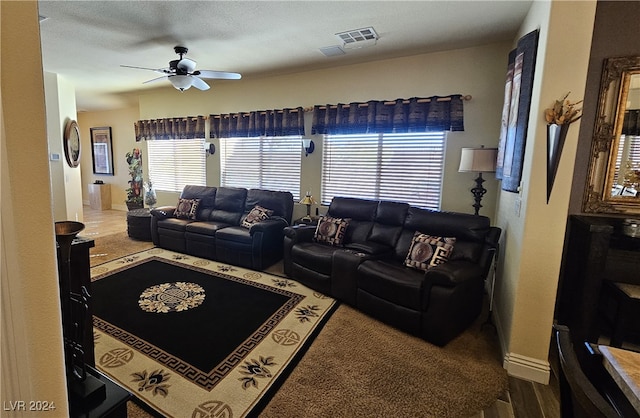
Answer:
top-left (514, 197), bottom-right (522, 217)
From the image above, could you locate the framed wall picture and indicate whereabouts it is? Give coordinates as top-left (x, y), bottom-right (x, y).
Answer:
top-left (497, 29), bottom-right (539, 193)
top-left (90, 127), bottom-right (114, 175)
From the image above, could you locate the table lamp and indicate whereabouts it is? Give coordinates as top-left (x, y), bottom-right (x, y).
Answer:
top-left (458, 146), bottom-right (498, 215)
top-left (299, 191), bottom-right (317, 221)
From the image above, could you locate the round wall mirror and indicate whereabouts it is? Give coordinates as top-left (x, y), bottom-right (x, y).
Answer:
top-left (64, 119), bottom-right (81, 168)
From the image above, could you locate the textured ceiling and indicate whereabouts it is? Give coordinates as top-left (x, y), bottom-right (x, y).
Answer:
top-left (37, 1), bottom-right (532, 112)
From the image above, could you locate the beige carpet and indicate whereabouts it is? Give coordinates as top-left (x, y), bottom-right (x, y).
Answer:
top-left (89, 233), bottom-right (508, 417)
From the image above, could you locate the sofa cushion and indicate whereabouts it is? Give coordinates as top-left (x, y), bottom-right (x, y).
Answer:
top-left (358, 260), bottom-right (425, 310)
top-left (215, 226), bottom-right (252, 245)
top-left (180, 185), bottom-right (216, 220)
top-left (246, 189), bottom-right (294, 222)
top-left (327, 197), bottom-right (377, 244)
top-left (175, 198), bottom-right (200, 219)
top-left (157, 217), bottom-right (193, 232)
top-left (291, 242), bottom-right (338, 276)
top-left (210, 187), bottom-right (247, 225)
top-left (241, 205), bottom-right (274, 228)
top-left (404, 233), bottom-right (456, 271)
top-left (404, 207), bottom-right (490, 243)
top-left (314, 216), bottom-right (349, 246)
top-left (185, 221), bottom-right (231, 236)
top-left (328, 197), bottom-right (378, 221)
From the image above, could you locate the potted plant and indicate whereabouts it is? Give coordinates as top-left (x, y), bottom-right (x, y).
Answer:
top-left (125, 148), bottom-right (144, 210)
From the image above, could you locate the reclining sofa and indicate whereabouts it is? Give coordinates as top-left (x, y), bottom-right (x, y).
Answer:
top-left (283, 197), bottom-right (500, 346)
top-left (150, 185), bottom-right (293, 270)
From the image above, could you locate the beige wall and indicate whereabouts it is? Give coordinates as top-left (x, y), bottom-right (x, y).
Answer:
top-left (1, 0), bottom-right (70, 414)
top-left (494, 0), bottom-right (596, 383)
top-left (78, 106), bottom-right (140, 211)
top-left (45, 72), bottom-right (84, 222)
top-left (88, 41), bottom-right (512, 220)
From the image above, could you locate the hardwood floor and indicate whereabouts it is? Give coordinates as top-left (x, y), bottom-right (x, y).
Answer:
top-left (81, 206), bottom-right (561, 418)
top-left (82, 205), bottom-right (128, 237)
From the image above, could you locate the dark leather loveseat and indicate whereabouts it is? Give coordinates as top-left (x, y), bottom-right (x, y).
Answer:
top-left (283, 197), bottom-right (500, 346)
top-left (150, 185), bottom-right (293, 270)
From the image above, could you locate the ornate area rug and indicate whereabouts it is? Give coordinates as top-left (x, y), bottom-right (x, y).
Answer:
top-left (91, 248), bottom-right (336, 417)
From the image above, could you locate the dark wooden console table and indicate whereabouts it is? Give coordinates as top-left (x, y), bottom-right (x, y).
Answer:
top-left (69, 366), bottom-right (131, 418)
top-left (556, 215), bottom-right (640, 345)
top-left (68, 236), bottom-right (96, 366)
top-left (65, 237), bottom-right (132, 417)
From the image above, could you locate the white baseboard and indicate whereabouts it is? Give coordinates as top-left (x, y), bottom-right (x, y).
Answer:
top-left (491, 306), bottom-right (551, 384)
top-left (503, 352), bottom-right (550, 384)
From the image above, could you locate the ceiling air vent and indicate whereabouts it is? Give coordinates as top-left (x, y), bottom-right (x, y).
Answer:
top-left (335, 27), bottom-right (379, 49)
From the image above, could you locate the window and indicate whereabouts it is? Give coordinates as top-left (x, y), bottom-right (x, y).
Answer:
top-left (220, 136), bottom-right (301, 200)
top-left (322, 132), bottom-right (446, 209)
top-left (147, 139), bottom-right (206, 192)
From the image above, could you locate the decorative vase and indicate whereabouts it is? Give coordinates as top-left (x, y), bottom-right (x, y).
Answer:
top-left (547, 123), bottom-right (569, 203)
top-left (144, 182), bottom-right (157, 209)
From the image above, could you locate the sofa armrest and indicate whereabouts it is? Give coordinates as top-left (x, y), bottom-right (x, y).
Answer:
top-left (150, 206), bottom-right (176, 219)
top-left (424, 260), bottom-right (484, 287)
top-left (283, 225), bottom-right (316, 242)
top-left (249, 218), bottom-right (288, 235)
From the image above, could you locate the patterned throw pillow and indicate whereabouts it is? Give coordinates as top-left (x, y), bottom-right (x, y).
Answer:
top-left (314, 216), bottom-right (349, 246)
top-left (404, 233), bottom-right (456, 271)
top-left (241, 205), bottom-right (274, 228)
top-left (175, 198), bottom-right (200, 220)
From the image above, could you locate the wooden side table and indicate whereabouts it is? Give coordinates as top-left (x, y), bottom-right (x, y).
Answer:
top-left (126, 208), bottom-right (152, 241)
top-left (88, 183), bottom-right (111, 210)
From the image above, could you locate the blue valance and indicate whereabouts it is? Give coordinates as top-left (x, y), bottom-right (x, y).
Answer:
top-left (210, 107), bottom-right (305, 138)
top-left (135, 115), bottom-right (206, 141)
top-left (311, 95), bottom-right (464, 135)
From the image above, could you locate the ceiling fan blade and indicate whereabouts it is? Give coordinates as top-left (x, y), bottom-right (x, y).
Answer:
top-left (143, 75), bottom-right (169, 84)
top-left (195, 70), bottom-right (242, 80)
top-left (176, 58), bottom-right (197, 73)
top-left (121, 64), bottom-right (170, 75)
top-left (190, 76), bottom-right (210, 91)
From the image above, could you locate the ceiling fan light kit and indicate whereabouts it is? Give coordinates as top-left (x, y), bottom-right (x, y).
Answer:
top-left (169, 75), bottom-right (194, 91)
top-left (121, 46), bottom-right (241, 92)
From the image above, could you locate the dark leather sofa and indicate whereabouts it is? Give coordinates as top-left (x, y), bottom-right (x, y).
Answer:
top-left (283, 197), bottom-right (500, 346)
top-left (150, 185), bottom-right (293, 270)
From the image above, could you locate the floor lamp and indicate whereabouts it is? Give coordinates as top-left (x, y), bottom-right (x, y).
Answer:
top-left (458, 147), bottom-right (498, 215)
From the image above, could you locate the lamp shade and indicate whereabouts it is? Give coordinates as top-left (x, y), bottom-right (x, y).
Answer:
top-left (299, 195), bottom-right (316, 205)
top-left (458, 147), bottom-right (498, 173)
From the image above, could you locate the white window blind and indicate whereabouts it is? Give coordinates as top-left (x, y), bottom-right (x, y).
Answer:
top-left (322, 132), bottom-right (445, 209)
top-left (147, 139), bottom-right (206, 193)
top-left (220, 136), bottom-right (301, 200)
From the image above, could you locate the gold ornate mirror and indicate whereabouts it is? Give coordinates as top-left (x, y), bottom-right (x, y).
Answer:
top-left (584, 56), bottom-right (640, 214)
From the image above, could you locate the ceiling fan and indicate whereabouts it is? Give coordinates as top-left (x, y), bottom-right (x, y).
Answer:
top-left (121, 46), bottom-right (241, 91)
